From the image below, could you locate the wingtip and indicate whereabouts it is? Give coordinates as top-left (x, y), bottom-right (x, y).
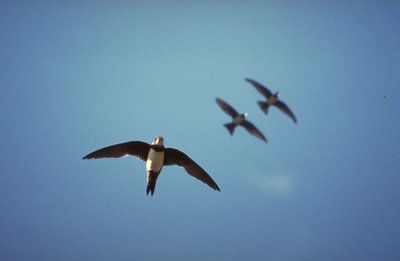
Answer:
top-left (212, 181), bottom-right (221, 191)
top-left (245, 78), bottom-right (259, 86)
top-left (82, 154), bottom-right (94, 160)
top-left (215, 97), bottom-right (223, 104)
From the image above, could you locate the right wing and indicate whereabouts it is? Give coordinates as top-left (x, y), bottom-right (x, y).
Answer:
top-left (242, 120), bottom-right (268, 143)
top-left (164, 148), bottom-right (220, 191)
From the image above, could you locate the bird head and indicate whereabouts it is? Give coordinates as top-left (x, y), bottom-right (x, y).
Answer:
top-left (152, 136), bottom-right (164, 146)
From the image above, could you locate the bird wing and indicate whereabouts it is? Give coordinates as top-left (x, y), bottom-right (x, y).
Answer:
top-left (216, 97), bottom-right (239, 118)
top-left (83, 141), bottom-right (150, 161)
top-left (274, 100), bottom-right (297, 124)
top-left (164, 148), bottom-right (220, 191)
top-left (245, 78), bottom-right (272, 98)
top-left (241, 120), bottom-right (268, 143)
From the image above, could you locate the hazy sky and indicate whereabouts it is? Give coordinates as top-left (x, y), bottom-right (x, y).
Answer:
top-left (1, 1), bottom-right (400, 260)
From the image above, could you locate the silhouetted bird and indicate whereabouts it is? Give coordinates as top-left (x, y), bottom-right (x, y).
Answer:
top-left (246, 78), bottom-right (297, 124)
top-left (216, 97), bottom-right (267, 143)
top-left (83, 136), bottom-right (220, 196)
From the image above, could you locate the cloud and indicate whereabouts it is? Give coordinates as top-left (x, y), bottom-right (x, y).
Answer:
top-left (247, 172), bottom-right (295, 196)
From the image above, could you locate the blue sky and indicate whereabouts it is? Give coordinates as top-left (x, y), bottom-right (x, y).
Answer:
top-left (1, 1), bottom-right (400, 260)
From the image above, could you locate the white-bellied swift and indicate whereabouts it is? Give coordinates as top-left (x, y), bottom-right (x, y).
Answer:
top-left (83, 136), bottom-right (220, 196)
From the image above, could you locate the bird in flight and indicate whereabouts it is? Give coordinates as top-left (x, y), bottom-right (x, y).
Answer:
top-left (245, 78), bottom-right (297, 124)
top-left (216, 97), bottom-right (267, 143)
top-left (83, 136), bottom-right (220, 196)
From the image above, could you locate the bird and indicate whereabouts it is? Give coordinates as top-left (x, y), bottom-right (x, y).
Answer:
top-left (216, 97), bottom-right (267, 143)
top-left (83, 136), bottom-right (220, 196)
top-left (245, 78), bottom-right (297, 124)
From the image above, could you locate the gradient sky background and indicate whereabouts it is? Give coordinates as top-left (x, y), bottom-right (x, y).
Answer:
top-left (1, 1), bottom-right (400, 260)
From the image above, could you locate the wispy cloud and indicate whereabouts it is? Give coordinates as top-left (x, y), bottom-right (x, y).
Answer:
top-left (247, 171), bottom-right (295, 196)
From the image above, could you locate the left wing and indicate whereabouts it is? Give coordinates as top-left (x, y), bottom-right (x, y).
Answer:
top-left (274, 100), bottom-right (297, 124)
top-left (241, 120), bottom-right (268, 143)
top-left (164, 148), bottom-right (220, 191)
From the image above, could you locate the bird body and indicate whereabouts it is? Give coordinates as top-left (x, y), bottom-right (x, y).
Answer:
top-left (83, 136), bottom-right (220, 196)
top-left (146, 141), bottom-right (165, 173)
top-left (233, 113), bottom-right (247, 125)
top-left (265, 94), bottom-right (278, 106)
top-left (145, 138), bottom-right (165, 195)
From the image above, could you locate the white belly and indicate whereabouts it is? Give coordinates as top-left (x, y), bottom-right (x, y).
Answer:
top-left (146, 149), bottom-right (164, 172)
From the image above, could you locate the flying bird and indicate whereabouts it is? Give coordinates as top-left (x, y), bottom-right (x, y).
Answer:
top-left (216, 97), bottom-right (267, 143)
top-left (245, 78), bottom-right (297, 124)
top-left (83, 136), bottom-right (220, 196)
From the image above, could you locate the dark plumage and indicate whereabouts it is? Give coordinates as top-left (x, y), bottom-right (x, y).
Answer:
top-left (246, 78), bottom-right (297, 124)
top-left (216, 97), bottom-right (267, 143)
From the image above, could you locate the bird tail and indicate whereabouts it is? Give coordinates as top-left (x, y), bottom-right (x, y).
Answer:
top-left (146, 171), bottom-right (160, 196)
top-left (223, 122), bottom-right (236, 135)
top-left (258, 101), bottom-right (270, 114)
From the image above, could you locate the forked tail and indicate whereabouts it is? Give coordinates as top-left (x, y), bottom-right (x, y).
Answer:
top-left (146, 171), bottom-right (160, 196)
top-left (224, 122), bottom-right (236, 135)
top-left (258, 101), bottom-right (270, 114)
